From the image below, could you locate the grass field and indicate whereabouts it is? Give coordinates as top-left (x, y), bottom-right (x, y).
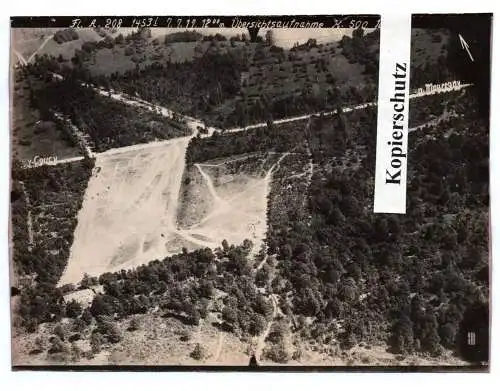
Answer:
top-left (11, 28), bottom-right (60, 60)
top-left (12, 28), bottom-right (104, 64)
top-left (75, 29), bottom-right (378, 127)
top-left (82, 31), bottom-right (251, 76)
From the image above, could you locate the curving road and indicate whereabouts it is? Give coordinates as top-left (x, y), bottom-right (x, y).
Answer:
top-left (22, 76), bottom-right (473, 171)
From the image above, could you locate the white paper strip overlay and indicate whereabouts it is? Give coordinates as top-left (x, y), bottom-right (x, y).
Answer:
top-left (373, 13), bottom-right (412, 214)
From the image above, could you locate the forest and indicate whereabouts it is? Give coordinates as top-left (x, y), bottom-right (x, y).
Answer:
top-left (88, 47), bottom-right (248, 128)
top-left (186, 120), bottom-right (309, 165)
top-left (11, 158), bottom-right (94, 332)
top-left (53, 29), bottom-right (79, 44)
top-left (338, 28), bottom-right (380, 76)
top-left (266, 89), bottom-right (488, 359)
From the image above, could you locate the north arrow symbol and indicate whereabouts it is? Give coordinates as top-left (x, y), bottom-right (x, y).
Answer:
top-left (459, 34), bottom-right (474, 62)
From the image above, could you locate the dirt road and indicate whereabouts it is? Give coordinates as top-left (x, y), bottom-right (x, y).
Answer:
top-left (24, 79), bottom-right (473, 171)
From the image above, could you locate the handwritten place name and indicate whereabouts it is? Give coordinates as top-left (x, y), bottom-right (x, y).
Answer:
top-left (425, 80), bottom-right (462, 93)
top-left (22, 155), bottom-right (58, 169)
top-left (411, 80), bottom-right (463, 96)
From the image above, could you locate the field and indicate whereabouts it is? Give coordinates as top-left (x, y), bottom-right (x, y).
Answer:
top-left (86, 40), bottom-right (226, 76)
top-left (11, 28), bottom-right (107, 65)
top-left (11, 75), bottom-right (82, 161)
top-left (11, 28), bottom-right (60, 62)
top-left (243, 41), bottom-right (367, 102)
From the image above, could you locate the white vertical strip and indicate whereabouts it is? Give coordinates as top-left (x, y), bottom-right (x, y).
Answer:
top-left (373, 13), bottom-right (412, 214)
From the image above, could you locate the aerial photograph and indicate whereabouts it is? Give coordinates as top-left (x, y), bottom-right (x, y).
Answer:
top-left (9, 14), bottom-right (490, 369)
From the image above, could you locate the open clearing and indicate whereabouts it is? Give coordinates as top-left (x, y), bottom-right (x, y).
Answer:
top-left (180, 163), bottom-right (267, 254)
top-left (59, 139), bottom-right (286, 285)
top-left (178, 152), bottom-right (288, 257)
top-left (59, 137), bottom-right (192, 285)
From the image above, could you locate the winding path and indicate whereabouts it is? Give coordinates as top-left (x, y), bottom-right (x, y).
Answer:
top-left (194, 164), bottom-right (226, 206)
top-left (255, 294), bottom-right (278, 362)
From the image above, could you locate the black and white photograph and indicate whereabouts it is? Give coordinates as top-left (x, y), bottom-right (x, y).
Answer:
top-left (8, 13), bottom-right (491, 370)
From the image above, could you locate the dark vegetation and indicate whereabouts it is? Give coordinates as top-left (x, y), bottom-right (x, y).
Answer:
top-left (86, 43), bottom-right (250, 128)
top-left (11, 67), bottom-right (83, 160)
top-left (338, 28), bottom-right (380, 76)
top-left (265, 89), bottom-right (488, 359)
top-left (186, 120), bottom-right (309, 165)
top-left (11, 158), bottom-right (94, 331)
top-left (16, 56), bottom-right (189, 153)
top-left (266, 152), bottom-right (312, 268)
top-left (164, 30), bottom-right (202, 44)
top-left (412, 15), bottom-right (492, 119)
top-left (411, 29), bottom-right (454, 89)
top-left (18, 242), bottom-right (275, 360)
top-left (410, 23), bottom-right (491, 123)
top-left (231, 29), bottom-right (378, 128)
top-left (53, 29), bottom-right (79, 44)
top-left (408, 90), bottom-right (463, 127)
top-left (32, 79), bottom-right (189, 153)
top-left (86, 242), bottom-right (272, 337)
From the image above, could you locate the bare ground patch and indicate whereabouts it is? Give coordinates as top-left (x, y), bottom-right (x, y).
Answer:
top-left (177, 153), bottom-right (286, 258)
top-left (59, 138), bottom-right (191, 285)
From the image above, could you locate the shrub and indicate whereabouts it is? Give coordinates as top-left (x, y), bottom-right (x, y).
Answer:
top-left (190, 343), bottom-right (206, 360)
